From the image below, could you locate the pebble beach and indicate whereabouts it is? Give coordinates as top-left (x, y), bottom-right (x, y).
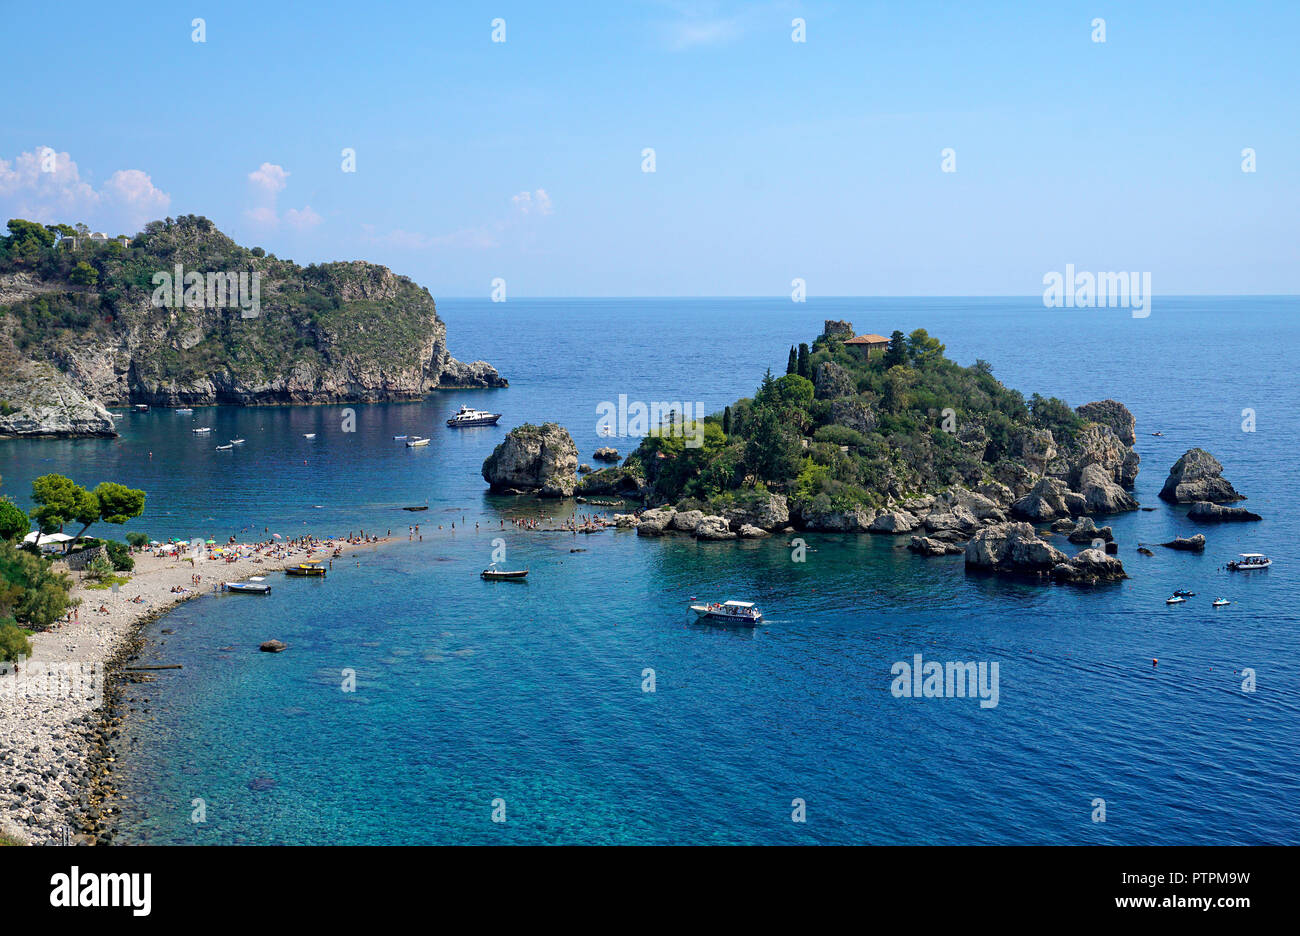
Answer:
top-left (0, 535), bottom-right (390, 845)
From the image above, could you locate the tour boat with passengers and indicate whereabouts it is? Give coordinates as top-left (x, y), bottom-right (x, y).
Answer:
top-left (690, 599), bottom-right (764, 626)
top-left (1228, 553), bottom-right (1271, 571)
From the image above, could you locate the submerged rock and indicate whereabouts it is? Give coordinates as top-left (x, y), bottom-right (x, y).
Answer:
top-left (1161, 534), bottom-right (1206, 551)
top-left (482, 423), bottom-right (579, 497)
top-left (1187, 501), bottom-right (1262, 523)
top-left (1158, 449), bottom-right (1244, 503)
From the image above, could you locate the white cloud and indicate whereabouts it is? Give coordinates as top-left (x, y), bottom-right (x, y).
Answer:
top-left (284, 205), bottom-right (322, 231)
top-left (102, 169), bottom-right (171, 228)
top-left (244, 163), bottom-right (317, 232)
top-left (512, 188), bottom-right (554, 215)
top-left (0, 147), bottom-right (171, 232)
top-left (248, 162), bottom-right (289, 194)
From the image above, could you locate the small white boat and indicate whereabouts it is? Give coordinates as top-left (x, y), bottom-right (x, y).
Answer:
top-left (230, 438), bottom-right (245, 445)
top-left (1212, 598), bottom-right (1231, 607)
top-left (406, 437), bottom-right (430, 447)
top-left (1228, 553), bottom-right (1271, 571)
top-left (175, 408), bottom-right (194, 414)
top-left (216, 444), bottom-right (234, 451)
top-left (192, 427), bottom-right (211, 433)
top-left (303, 433), bottom-right (316, 439)
top-left (1166, 595), bottom-right (1186, 605)
top-left (690, 599), bottom-right (763, 626)
top-left (225, 581), bottom-right (270, 594)
top-left (393, 435), bottom-right (408, 440)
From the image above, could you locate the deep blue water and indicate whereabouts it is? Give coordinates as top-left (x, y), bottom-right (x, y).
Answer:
top-left (2, 297), bottom-right (1297, 844)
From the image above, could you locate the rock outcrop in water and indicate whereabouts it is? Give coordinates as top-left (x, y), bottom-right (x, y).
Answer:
top-left (482, 423), bottom-right (579, 497)
top-left (1187, 501), bottom-right (1261, 522)
top-left (1158, 448), bottom-right (1244, 503)
top-left (965, 522), bottom-right (1126, 584)
top-left (0, 215), bottom-right (504, 437)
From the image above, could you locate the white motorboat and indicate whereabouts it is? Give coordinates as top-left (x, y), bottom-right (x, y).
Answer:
top-left (446, 405), bottom-right (501, 428)
top-left (303, 433), bottom-right (316, 439)
top-left (216, 444), bottom-right (233, 451)
top-left (393, 435), bottom-right (408, 440)
top-left (1227, 553), bottom-right (1271, 571)
top-left (192, 427), bottom-right (211, 433)
top-left (1166, 595), bottom-right (1186, 605)
top-left (406, 437), bottom-right (430, 447)
top-left (690, 599), bottom-right (763, 625)
top-left (175, 408), bottom-right (193, 414)
top-left (230, 438), bottom-right (245, 445)
top-left (1212, 598), bottom-right (1231, 607)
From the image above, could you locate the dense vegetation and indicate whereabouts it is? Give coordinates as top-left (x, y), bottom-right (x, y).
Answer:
top-left (625, 325), bottom-right (1087, 516)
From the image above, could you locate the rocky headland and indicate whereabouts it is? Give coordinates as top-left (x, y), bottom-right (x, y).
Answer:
top-left (0, 215), bottom-right (504, 437)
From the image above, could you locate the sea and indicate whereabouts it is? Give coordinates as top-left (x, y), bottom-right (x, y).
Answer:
top-left (1, 297), bottom-right (1296, 845)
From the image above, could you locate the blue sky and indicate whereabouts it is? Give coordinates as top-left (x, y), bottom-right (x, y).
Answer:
top-left (2, 1), bottom-right (1297, 295)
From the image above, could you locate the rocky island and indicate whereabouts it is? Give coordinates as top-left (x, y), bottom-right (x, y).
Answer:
top-left (0, 215), bottom-right (504, 437)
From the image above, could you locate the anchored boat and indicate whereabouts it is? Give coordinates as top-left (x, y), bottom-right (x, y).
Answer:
top-left (1228, 553), bottom-right (1271, 570)
top-left (481, 565), bottom-right (528, 580)
top-left (285, 560), bottom-right (326, 577)
top-left (192, 427), bottom-right (211, 433)
top-left (446, 405), bottom-right (502, 428)
top-left (225, 581), bottom-right (270, 594)
top-left (406, 437), bottom-right (430, 447)
top-left (691, 599), bottom-right (763, 625)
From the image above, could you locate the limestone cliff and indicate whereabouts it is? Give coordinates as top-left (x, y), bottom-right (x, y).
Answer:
top-left (0, 215), bottom-right (504, 436)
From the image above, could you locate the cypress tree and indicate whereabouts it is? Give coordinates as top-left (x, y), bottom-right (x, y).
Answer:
top-left (786, 345), bottom-right (798, 375)
top-left (722, 405), bottom-right (732, 436)
top-left (796, 343), bottom-right (811, 379)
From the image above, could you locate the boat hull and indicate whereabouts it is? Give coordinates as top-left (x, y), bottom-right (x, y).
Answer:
top-left (447, 416), bottom-right (501, 427)
top-left (691, 606), bottom-right (762, 626)
top-left (481, 570), bottom-right (528, 580)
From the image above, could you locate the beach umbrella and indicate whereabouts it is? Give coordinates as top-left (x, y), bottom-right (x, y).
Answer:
top-left (205, 539), bottom-right (216, 544)
top-left (272, 533), bottom-right (282, 539)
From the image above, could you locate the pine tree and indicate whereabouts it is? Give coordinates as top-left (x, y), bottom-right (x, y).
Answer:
top-left (786, 346), bottom-right (798, 375)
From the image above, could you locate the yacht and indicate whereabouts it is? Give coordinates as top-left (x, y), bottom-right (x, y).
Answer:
top-left (1227, 553), bottom-right (1271, 571)
top-left (446, 405), bottom-right (502, 428)
top-left (690, 599), bottom-right (764, 626)
top-left (406, 436), bottom-right (430, 447)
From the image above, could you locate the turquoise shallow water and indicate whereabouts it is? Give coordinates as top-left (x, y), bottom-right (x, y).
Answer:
top-left (2, 297), bottom-right (1297, 844)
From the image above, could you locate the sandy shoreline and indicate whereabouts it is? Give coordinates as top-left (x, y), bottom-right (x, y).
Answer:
top-left (0, 534), bottom-right (392, 845)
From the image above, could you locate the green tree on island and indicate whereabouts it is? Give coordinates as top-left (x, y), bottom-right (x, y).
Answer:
top-left (796, 343), bottom-right (811, 379)
top-left (883, 330), bottom-right (908, 369)
top-left (786, 345), bottom-right (798, 375)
